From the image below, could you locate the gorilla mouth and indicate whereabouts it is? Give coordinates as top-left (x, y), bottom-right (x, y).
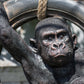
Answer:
top-left (50, 51), bottom-right (66, 57)
top-left (54, 54), bottom-right (65, 58)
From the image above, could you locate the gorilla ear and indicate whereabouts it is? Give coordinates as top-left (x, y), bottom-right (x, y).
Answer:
top-left (72, 34), bottom-right (78, 50)
top-left (30, 38), bottom-right (37, 48)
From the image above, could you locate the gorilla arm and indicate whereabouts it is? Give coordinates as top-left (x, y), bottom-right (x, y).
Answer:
top-left (70, 77), bottom-right (84, 84)
top-left (0, 5), bottom-right (57, 84)
top-left (75, 48), bottom-right (84, 76)
top-left (0, 4), bottom-right (35, 63)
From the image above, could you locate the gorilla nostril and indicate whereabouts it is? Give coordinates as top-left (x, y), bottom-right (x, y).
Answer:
top-left (53, 44), bottom-right (58, 48)
top-left (59, 43), bottom-right (66, 49)
top-left (59, 43), bottom-right (63, 47)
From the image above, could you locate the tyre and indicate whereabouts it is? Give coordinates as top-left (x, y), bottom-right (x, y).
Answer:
top-left (3, 0), bottom-right (84, 31)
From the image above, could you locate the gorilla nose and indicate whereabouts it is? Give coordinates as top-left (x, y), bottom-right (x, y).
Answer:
top-left (52, 43), bottom-right (64, 50)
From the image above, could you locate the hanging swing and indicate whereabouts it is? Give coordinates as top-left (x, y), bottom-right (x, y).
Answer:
top-left (3, 0), bottom-right (84, 31)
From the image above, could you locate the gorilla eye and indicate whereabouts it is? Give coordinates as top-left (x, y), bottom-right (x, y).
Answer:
top-left (45, 35), bottom-right (54, 41)
top-left (59, 35), bottom-right (64, 39)
top-left (57, 32), bottom-right (66, 39)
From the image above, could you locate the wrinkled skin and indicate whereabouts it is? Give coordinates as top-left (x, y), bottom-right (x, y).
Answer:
top-left (35, 27), bottom-right (76, 67)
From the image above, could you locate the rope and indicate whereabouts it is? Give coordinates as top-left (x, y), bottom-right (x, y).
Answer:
top-left (37, 0), bottom-right (48, 20)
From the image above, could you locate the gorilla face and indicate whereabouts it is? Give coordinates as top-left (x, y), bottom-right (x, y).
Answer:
top-left (37, 27), bottom-right (76, 67)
